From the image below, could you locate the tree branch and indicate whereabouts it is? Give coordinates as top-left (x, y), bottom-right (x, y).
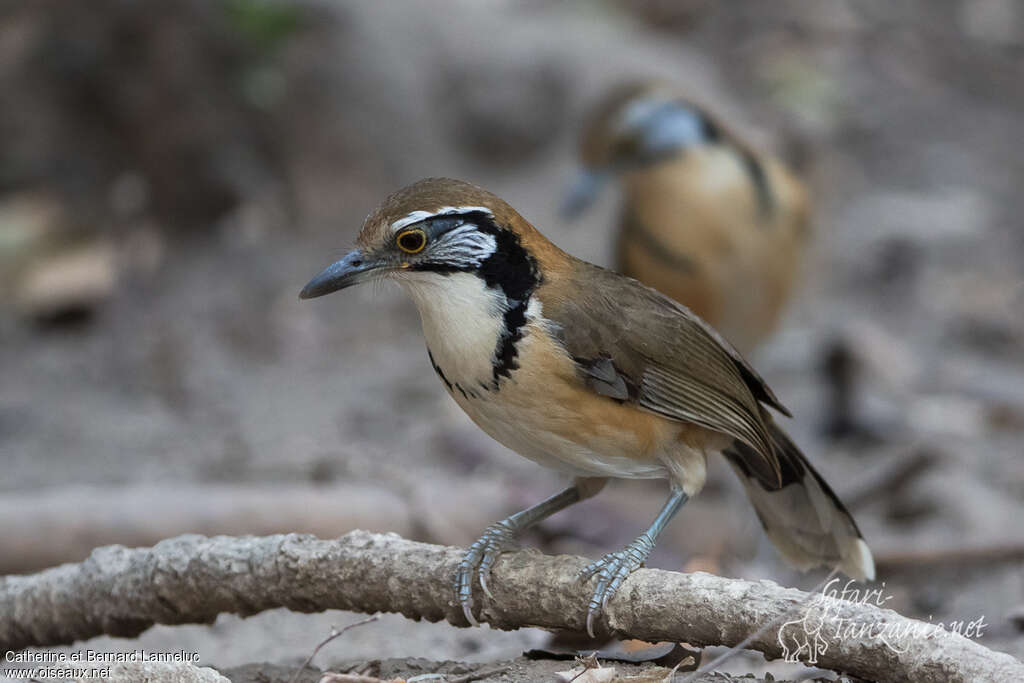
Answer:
top-left (2, 531), bottom-right (1020, 682)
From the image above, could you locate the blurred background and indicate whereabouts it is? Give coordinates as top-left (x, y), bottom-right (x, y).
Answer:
top-left (1, 0), bottom-right (1022, 678)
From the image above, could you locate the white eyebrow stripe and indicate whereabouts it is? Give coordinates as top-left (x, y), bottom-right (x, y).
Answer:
top-left (390, 206), bottom-right (493, 232)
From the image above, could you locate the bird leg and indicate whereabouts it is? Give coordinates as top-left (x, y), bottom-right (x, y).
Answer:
top-left (580, 487), bottom-right (689, 637)
top-left (456, 478), bottom-right (605, 625)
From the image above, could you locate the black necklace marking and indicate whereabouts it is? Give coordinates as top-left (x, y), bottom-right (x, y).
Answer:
top-left (739, 150), bottom-right (775, 220)
top-left (492, 300), bottom-right (528, 386)
top-left (684, 107), bottom-right (773, 220)
top-left (427, 348), bottom-right (453, 392)
top-left (428, 348), bottom-right (480, 400)
top-left (690, 108), bottom-right (774, 220)
top-left (474, 215), bottom-right (541, 388)
top-left (698, 112), bottom-right (721, 142)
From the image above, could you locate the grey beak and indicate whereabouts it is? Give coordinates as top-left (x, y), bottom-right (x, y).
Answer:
top-left (299, 249), bottom-right (380, 299)
top-left (560, 169), bottom-right (609, 221)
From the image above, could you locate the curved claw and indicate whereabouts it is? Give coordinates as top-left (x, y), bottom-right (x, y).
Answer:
top-left (478, 565), bottom-right (494, 600)
top-left (461, 598), bottom-right (479, 627)
top-left (580, 534), bottom-right (655, 638)
top-left (455, 548), bottom-right (482, 626)
top-left (454, 520), bottom-right (518, 625)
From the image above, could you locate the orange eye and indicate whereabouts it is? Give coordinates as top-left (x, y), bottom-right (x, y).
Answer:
top-left (396, 228), bottom-right (427, 254)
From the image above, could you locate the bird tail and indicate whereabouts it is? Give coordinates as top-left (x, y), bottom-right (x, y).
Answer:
top-left (723, 416), bottom-right (875, 581)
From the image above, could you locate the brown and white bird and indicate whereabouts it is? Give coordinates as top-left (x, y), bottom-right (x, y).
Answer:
top-left (564, 82), bottom-right (811, 354)
top-left (301, 177), bottom-right (872, 636)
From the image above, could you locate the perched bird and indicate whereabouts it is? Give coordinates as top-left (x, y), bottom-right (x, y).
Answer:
top-left (301, 178), bottom-right (872, 636)
top-left (563, 82), bottom-right (811, 354)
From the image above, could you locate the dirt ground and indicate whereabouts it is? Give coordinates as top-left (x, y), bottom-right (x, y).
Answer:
top-left (2, 1), bottom-right (1023, 681)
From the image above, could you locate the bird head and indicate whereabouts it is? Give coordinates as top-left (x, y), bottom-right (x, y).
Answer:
top-left (562, 82), bottom-right (719, 219)
top-left (300, 177), bottom-right (543, 301)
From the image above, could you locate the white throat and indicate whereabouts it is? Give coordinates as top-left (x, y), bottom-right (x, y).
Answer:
top-left (399, 272), bottom-right (510, 391)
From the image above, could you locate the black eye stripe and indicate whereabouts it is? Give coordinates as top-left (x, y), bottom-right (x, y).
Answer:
top-left (416, 211), bottom-right (491, 237)
top-left (423, 216), bottom-right (464, 234)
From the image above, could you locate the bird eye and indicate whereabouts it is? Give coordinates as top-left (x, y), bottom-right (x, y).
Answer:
top-left (396, 228), bottom-right (427, 254)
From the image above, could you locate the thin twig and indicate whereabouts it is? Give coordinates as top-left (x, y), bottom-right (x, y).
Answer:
top-left (288, 614), bottom-right (380, 683)
top-left (566, 652), bottom-right (600, 682)
top-left (661, 656), bottom-right (696, 682)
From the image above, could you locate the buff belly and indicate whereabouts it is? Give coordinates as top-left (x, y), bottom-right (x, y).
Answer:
top-left (455, 386), bottom-right (671, 479)
top-left (449, 320), bottom-right (713, 494)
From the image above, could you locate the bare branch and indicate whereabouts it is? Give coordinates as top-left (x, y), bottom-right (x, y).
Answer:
top-left (1, 531), bottom-right (1020, 683)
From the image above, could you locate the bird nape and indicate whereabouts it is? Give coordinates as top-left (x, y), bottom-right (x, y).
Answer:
top-left (301, 177), bottom-right (873, 637)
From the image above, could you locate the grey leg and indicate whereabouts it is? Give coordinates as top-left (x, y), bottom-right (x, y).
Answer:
top-left (456, 478), bottom-right (605, 625)
top-left (580, 487), bottom-right (689, 637)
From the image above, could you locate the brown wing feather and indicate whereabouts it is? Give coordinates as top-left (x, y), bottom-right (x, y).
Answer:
top-left (539, 258), bottom-right (787, 480)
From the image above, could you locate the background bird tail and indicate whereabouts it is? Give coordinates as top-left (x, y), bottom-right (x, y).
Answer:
top-left (723, 417), bottom-right (875, 581)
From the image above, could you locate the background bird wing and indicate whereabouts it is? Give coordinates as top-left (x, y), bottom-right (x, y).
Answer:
top-left (544, 260), bottom-right (786, 477)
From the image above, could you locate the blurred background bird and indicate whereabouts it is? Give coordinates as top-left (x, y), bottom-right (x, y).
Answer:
top-left (563, 81), bottom-right (812, 354)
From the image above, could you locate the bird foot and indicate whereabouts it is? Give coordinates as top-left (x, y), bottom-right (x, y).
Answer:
top-left (579, 533), bottom-right (655, 637)
top-left (455, 520), bottom-right (519, 626)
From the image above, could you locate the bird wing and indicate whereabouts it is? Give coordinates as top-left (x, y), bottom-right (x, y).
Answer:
top-left (542, 260), bottom-right (788, 478)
